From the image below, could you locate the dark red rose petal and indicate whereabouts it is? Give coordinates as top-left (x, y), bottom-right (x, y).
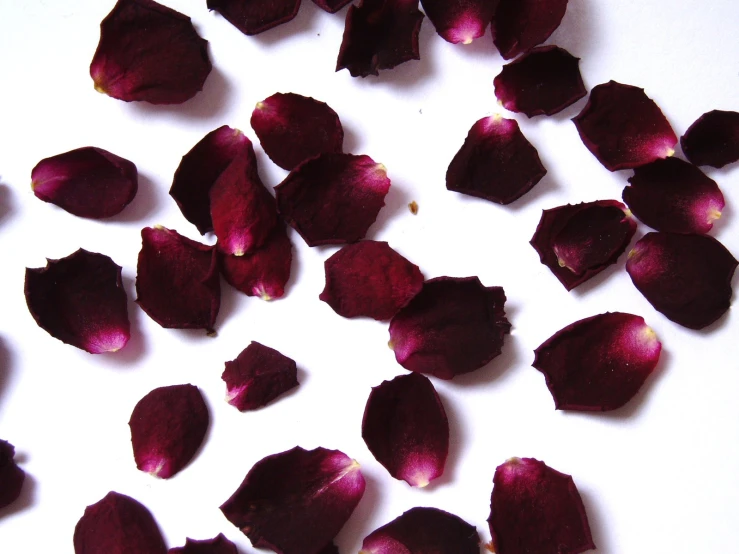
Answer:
top-left (31, 147), bottom-right (137, 219)
top-left (136, 226), bottom-right (220, 332)
top-left (336, 0), bottom-right (425, 77)
top-left (489, 457), bottom-right (594, 554)
top-left (572, 81), bottom-right (678, 171)
top-left (275, 153), bottom-right (391, 246)
top-left (626, 232), bottom-right (738, 329)
top-left (446, 115), bottom-right (546, 204)
top-left (168, 534), bottom-right (238, 554)
top-left (530, 200), bottom-right (636, 290)
top-left (681, 110), bottom-right (739, 169)
top-left (170, 126), bottom-right (253, 235)
top-left (0, 440), bottom-right (25, 511)
top-left (491, 0), bottom-right (568, 60)
top-left (90, 0), bottom-right (211, 104)
top-left (389, 276), bottom-right (511, 380)
top-left (207, 0), bottom-right (301, 35)
top-left (25, 249), bottom-right (130, 354)
top-left (622, 157), bottom-right (725, 234)
top-left (420, 0), bottom-right (498, 44)
top-left (73, 491), bottom-right (166, 554)
top-left (318, 544), bottom-right (339, 554)
top-left (220, 446), bottom-right (365, 554)
top-left (311, 0), bottom-right (352, 13)
top-left (493, 46), bottom-right (586, 117)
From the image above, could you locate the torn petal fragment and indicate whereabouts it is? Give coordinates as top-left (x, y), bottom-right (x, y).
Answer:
top-left (681, 110), bottom-right (739, 169)
top-left (207, 0), bottom-right (301, 35)
top-left (0, 440), bottom-right (25, 511)
top-left (220, 446), bottom-right (365, 554)
top-left (168, 534), bottom-right (238, 554)
top-left (311, 0), bottom-right (352, 13)
top-left (491, 0), bottom-right (569, 60)
top-left (420, 0), bottom-right (498, 44)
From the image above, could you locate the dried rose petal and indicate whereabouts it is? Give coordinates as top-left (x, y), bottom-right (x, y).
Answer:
top-left (168, 534), bottom-right (238, 554)
top-left (491, 0), bottom-right (568, 60)
top-left (573, 81), bottom-right (678, 171)
top-left (446, 115), bottom-right (547, 205)
top-left (420, 0), bottom-right (498, 44)
top-left (336, 0), bottom-right (424, 77)
top-left (493, 46), bottom-right (586, 117)
top-left (319, 241), bottom-right (423, 320)
top-left (0, 440), bottom-right (25, 511)
top-left (136, 226), bottom-right (220, 332)
top-left (489, 457), bottom-right (594, 554)
top-left (73, 491), bottom-right (166, 554)
top-left (222, 341), bottom-right (299, 411)
top-left (311, 0), bottom-right (352, 13)
top-left (25, 249), bottom-right (130, 354)
top-left (31, 147), bottom-right (137, 219)
top-left (207, 0), bottom-right (301, 35)
top-left (626, 232), bottom-right (738, 329)
top-left (251, 93), bottom-right (344, 171)
top-left (90, 0), bottom-right (211, 104)
top-left (220, 446), bottom-right (365, 554)
top-left (530, 200), bottom-right (636, 291)
top-left (681, 110), bottom-right (739, 169)
top-left (170, 126), bottom-right (253, 235)
top-left (318, 544), bottom-right (339, 554)
top-left (622, 157), bottom-right (725, 234)
top-left (389, 276), bottom-right (511, 380)
top-left (275, 153), bottom-right (391, 246)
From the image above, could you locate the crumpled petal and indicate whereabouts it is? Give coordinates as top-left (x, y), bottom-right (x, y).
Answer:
top-left (312, 0), bottom-right (352, 13)
top-left (168, 534), bottom-right (238, 554)
top-left (681, 109), bottom-right (739, 169)
top-left (491, 0), bottom-right (568, 60)
top-left (420, 0), bottom-right (498, 44)
top-left (25, 249), bottom-right (130, 354)
top-left (90, 0), bottom-right (211, 104)
top-left (626, 232), bottom-right (738, 329)
top-left (0, 440), bottom-right (25, 511)
top-left (220, 446), bottom-right (365, 554)
top-left (446, 115), bottom-right (547, 204)
top-left (389, 276), bottom-right (511, 380)
top-left (207, 0), bottom-right (301, 35)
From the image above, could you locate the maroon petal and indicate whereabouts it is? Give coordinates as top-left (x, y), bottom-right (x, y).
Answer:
top-left (251, 93), bottom-right (344, 171)
top-left (207, 0), bottom-right (301, 35)
top-left (626, 232), bottom-right (738, 329)
top-left (336, 0), bottom-right (424, 77)
top-left (275, 153), bottom-right (391, 246)
top-left (388, 276), bottom-right (511, 380)
top-left (170, 126), bottom-right (253, 235)
top-left (622, 157), bottom-right (725, 234)
top-left (31, 147), bottom-right (137, 219)
top-left (318, 544), bottom-right (339, 554)
top-left (220, 446), bottom-right (365, 554)
top-left (312, 0), bottom-right (352, 13)
top-left (491, 0), bottom-right (568, 60)
top-left (681, 110), bottom-right (739, 169)
top-left (0, 440), bottom-right (25, 511)
top-left (572, 81), bottom-right (678, 171)
top-left (25, 249), bottom-right (130, 354)
top-left (73, 491), bottom-right (167, 554)
top-left (493, 46), bottom-right (586, 117)
top-left (446, 116), bottom-right (547, 205)
top-left (136, 226), bottom-right (220, 332)
top-left (168, 534), bottom-right (238, 554)
top-left (222, 341), bottom-right (299, 411)
top-left (90, 0), bottom-right (211, 104)
top-left (488, 458), bottom-right (594, 554)
top-left (530, 200), bottom-right (636, 291)
top-left (420, 0), bottom-right (498, 44)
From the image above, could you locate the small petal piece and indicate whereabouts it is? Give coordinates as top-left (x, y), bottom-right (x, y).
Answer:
top-left (420, 0), bottom-right (498, 44)
top-left (573, 81), bottom-right (678, 171)
top-left (312, 0), bottom-right (352, 13)
top-left (626, 232), bottom-right (738, 329)
top-left (25, 249), bottom-right (130, 354)
top-left (0, 440), bottom-right (25, 511)
top-left (488, 458), bottom-right (594, 554)
top-left (389, 276), bottom-right (511, 380)
top-left (207, 0), bottom-right (301, 35)
top-left (491, 0), bottom-right (568, 60)
top-left (623, 157), bottom-right (725, 234)
top-left (90, 0), bottom-right (211, 104)
top-left (168, 534), bottom-right (238, 554)
top-left (276, 153), bottom-right (391, 246)
top-left (220, 446), bottom-right (365, 554)
top-left (681, 110), bottom-right (739, 169)
top-left (446, 116), bottom-right (547, 204)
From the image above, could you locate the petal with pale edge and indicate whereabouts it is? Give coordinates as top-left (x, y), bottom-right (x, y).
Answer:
top-left (168, 534), bottom-right (238, 554)
top-left (207, 0), bottom-right (301, 35)
top-left (312, 0), bottom-right (352, 13)
top-left (491, 0), bottom-right (568, 60)
top-left (681, 110), bottom-right (739, 169)
top-left (0, 440), bottom-right (25, 511)
top-left (420, 0), bottom-right (498, 44)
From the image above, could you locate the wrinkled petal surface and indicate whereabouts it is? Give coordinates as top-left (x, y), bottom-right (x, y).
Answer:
top-left (312, 0), bottom-right (352, 13)
top-left (0, 440), bottom-right (25, 511)
top-left (491, 0), bottom-right (568, 59)
top-left (420, 0), bottom-right (498, 44)
top-left (168, 534), bottom-right (238, 554)
top-left (207, 0), bottom-right (301, 35)
top-left (681, 110), bottom-right (739, 169)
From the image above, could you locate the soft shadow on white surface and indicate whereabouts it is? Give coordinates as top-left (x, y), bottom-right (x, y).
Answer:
top-left (424, 389), bottom-right (464, 491)
top-left (335, 470), bottom-right (381, 549)
top-left (370, 182), bottom-right (411, 239)
top-left (0, 465), bottom-right (36, 520)
top-left (107, 172), bottom-right (164, 224)
top-left (0, 183), bottom-right (16, 226)
top-left (105, 276), bottom-right (149, 368)
top-left (0, 337), bottom-right (15, 412)
top-left (579, 488), bottom-right (611, 554)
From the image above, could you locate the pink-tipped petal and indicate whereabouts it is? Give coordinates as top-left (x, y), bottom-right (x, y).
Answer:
top-left (25, 249), bottom-right (130, 354)
top-left (168, 535), bottom-right (238, 554)
top-left (420, 0), bottom-right (498, 44)
top-left (311, 0), bottom-right (352, 13)
top-left (220, 446), bottom-right (365, 554)
top-left (207, 0), bottom-right (301, 35)
top-left (491, 0), bottom-right (568, 60)
top-left (681, 110), bottom-right (739, 169)
top-left (0, 440), bottom-right (25, 511)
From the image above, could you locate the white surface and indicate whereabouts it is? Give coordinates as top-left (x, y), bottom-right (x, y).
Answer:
top-left (1, 0), bottom-right (738, 552)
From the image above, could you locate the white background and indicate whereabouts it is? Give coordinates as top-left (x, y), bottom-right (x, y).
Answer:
top-left (1, 0), bottom-right (738, 552)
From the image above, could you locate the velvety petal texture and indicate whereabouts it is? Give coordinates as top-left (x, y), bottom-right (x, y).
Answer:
top-left (207, 0), bottom-right (301, 35)
top-left (312, 0), bottom-right (353, 13)
top-left (446, 115), bottom-right (547, 204)
top-left (389, 276), bottom-right (511, 380)
top-left (25, 249), bottom-right (130, 354)
top-left (90, 0), bottom-right (211, 104)
top-left (420, 0), bottom-right (498, 44)
top-left (0, 440), bottom-right (25, 511)
top-left (168, 534), bottom-right (238, 554)
top-left (491, 0), bottom-right (568, 59)
top-left (626, 232), bottom-right (738, 329)
top-left (681, 110), bottom-right (739, 169)
top-left (220, 446), bottom-right (365, 554)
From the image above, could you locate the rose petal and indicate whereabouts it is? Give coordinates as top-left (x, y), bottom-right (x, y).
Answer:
top-left (168, 534), bottom-right (238, 554)
top-left (572, 81), bottom-right (678, 171)
top-left (446, 115), bottom-right (547, 205)
top-left (222, 341), bottom-right (299, 411)
top-left (136, 226), bottom-right (220, 332)
top-left (220, 446), bottom-right (365, 554)
top-left (0, 440), bottom-right (25, 511)
top-left (420, 0), bottom-right (498, 44)
top-left (488, 457), bottom-right (594, 554)
top-left (626, 232), bottom-right (738, 329)
top-left (388, 276), bottom-right (511, 380)
top-left (25, 249), bottom-right (130, 354)
top-left (275, 153), bottom-right (391, 246)
top-left (311, 0), bottom-right (352, 13)
top-left (90, 0), bottom-right (211, 104)
top-left (491, 0), bottom-right (568, 60)
top-left (622, 157), bottom-right (725, 234)
top-left (681, 110), bottom-right (739, 169)
top-left (336, 0), bottom-right (424, 77)
top-left (207, 0), bottom-right (301, 35)
top-left (318, 544), bottom-right (339, 554)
